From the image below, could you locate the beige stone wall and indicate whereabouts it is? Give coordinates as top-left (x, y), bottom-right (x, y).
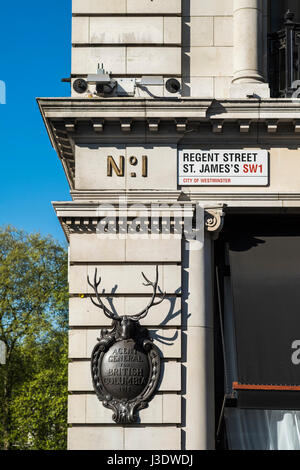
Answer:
top-left (182, 0), bottom-right (234, 97)
top-left (71, 0), bottom-right (237, 98)
top-left (71, 0), bottom-right (182, 96)
top-left (74, 144), bottom-right (178, 191)
top-left (68, 425), bottom-right (181, 451)
top-left (72, 137), bottom-right (300, 198)
top-left (67, 231), bottom-right (183, 450)
top-left (71, 1), bottom-right (273, 99)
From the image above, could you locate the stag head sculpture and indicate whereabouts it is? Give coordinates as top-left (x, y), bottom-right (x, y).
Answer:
top-left (87, 266), bottom-right (165, 424)
top-left (87, 265), bottom-right (166, 343)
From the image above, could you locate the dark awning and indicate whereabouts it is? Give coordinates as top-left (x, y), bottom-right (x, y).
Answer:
top-left (229, 232), bottom-right (300, 388)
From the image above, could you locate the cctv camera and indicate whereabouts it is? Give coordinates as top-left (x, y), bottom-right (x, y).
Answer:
top-left (165, 78), bottom-right (181, 94)
top-left (73, 78), bottom-right (88, 94)
top-left (96, 80), bottom-right (117, 95)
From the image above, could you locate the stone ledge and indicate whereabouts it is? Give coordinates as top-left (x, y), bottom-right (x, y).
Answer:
top-left (72, 0), bottom-right (182, 16)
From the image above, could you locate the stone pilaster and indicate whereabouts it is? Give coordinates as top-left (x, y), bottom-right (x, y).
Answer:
top-left (182, 207), bottom-right (224, 450)
top-left (230, 0), bottom-right (270, 98)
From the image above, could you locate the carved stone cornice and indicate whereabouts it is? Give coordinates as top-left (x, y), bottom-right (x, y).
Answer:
top-left (53, 200), bottom-right (226, 241)
top-left (69, 190), bottom-right (300, 204)
top-left (37, 97), bottom-right (213, 120)
top-left (38, 97), bottom-right (300, 126)
top-left (51, 125), bottom-right (75, 188)
top-left (37, 97), bottom-right (300, 191)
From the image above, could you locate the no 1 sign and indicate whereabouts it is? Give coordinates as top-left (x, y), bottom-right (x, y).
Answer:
top-left (178, 149), bottom-right (269, 186)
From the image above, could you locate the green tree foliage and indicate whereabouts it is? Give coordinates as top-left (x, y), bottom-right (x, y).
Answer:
top-left (0, 226), bottom-right (68, 450)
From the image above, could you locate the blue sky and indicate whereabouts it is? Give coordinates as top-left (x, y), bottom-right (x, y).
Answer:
top-left (0, 1), bottom-right (72, 245)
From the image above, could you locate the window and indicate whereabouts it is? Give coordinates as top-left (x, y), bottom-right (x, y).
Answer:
top-left (268, 1), bottom-right (300, 97)
top-left (269, 1), bottom-right (300, 33)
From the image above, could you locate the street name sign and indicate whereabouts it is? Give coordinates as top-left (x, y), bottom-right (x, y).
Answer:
top-left (178, 149), bottom-right (269, 186)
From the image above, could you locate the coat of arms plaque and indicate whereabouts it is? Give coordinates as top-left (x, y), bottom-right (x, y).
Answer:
top-left (87, 266), bottom-right (165, 424)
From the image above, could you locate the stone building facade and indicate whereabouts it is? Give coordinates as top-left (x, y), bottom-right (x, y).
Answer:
top-left (38, 1), bottom-right (300, 450)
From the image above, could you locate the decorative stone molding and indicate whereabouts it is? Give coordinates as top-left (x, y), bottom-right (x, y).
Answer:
top-left (54, 201), bottom-right (226, 241)
top-left (38, 98), bottom-right (300, 124)
top-left (212, 120), bottom-right (223, 133)
top-left (204, 208), bottom-right (225, 239)
top-left (148, 118), bottom-right (160, 132)
top-left (69, 190), bottom-right (300, 205)
top-left (294, 120), bottom-right (300, 133)
top-left (61, 216), bottom-right (186, 238)
top-left (92, 119), bottom-right (104, 132)
top-left (120, 118), bottom-right (132, 132)
top-left (175, 119), bottom-right (187, 133)
top-left (64, 120), bottom-right (76, 132)
top-left (267, 120), bottom-right (278, 133)
top-left (239, 120), bottom-right (252, 133)
top-left (51, 125), bottom-right (75, 188)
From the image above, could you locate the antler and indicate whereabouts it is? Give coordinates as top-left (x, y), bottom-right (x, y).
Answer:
top-left (87, 269), bottom-right (119, 320)
top-left (131, 265), bottom-right (166, 321)
top-left (87, 266), bottom-right (165, 322)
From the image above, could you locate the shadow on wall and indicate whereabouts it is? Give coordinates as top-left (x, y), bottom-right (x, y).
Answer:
top-left (182, 0), bottom-right (191, 96)
top-left (104, 289), bottom-right (182, 346)
top-left (181, 239), bottom-right (215, 449)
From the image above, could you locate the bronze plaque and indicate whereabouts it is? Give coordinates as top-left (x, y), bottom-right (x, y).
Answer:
top-left (101, 339), bottom-right (150, 400)
top-left (88, 266), bottom-right (165, 423)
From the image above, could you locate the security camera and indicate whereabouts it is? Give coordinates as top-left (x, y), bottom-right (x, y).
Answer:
top-left (87, 63), bottom-right (111, 85)
top-left (87, 63), bottom-right (116, 95)
top-left (72, 64), bottom-right (117, 96)
top-left (73, 78), bottom-right (88, 94)
top-left (95, 80), bottom-right (117, 95)
top-left (135, 76), bottom-right (181, 97)
top-left (165, 78), bottom-right (181, 94)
